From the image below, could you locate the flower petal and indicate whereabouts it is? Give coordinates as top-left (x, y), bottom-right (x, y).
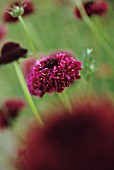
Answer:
top-left (0, 42), bottom-right (27, 64)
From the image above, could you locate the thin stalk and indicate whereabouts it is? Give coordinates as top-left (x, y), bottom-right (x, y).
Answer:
top-left (18, 16), bottom-right (39, 58)
top-left (63, 90), bottom-right (73, 112)
top-left (14, 62), bottom-right (43, 125)
top-left (56, 90), bottom-right (73, 113)
top-left (26, 21), bottom-right (45, 50)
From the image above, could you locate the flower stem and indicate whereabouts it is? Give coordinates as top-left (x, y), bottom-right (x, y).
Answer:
top-left (18, 16), bottom-right (39, 58)
top-left (26, 21), bottom-right (45, 50)
top-left (14, 61), bottom-right (43, 125)
top-left (56, 90), bottom-right (73, 113)
top-left (63, 90), bottom-right (73, 112)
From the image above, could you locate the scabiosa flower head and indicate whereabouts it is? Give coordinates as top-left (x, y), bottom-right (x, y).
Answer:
top-left (0, 98), bottom-right (26, 129)
top-left (0, 42), bottom-right (27, 65)
top-left (16, 99), bottom-right (114, 170)
top-left (27, 52), bottom-right (82, 97)
top-left (0, 23), bottom-right (7, 40)
top-left (74, 1), bottom-right (109, 19)
top-left (3, 1), bottom-right (35, 23)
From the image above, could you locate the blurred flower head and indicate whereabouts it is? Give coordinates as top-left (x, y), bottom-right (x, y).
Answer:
top-left (3, 1), bottom-right (35, 23)
top-left (74, 1), bottom-right (109, 19)
top-left (0, 23), bottom-right (7, 41)
top-left (25, 52), bottom-right (82, 97)
top-left (0, 42), bottom-right (27, 65)
top-left (16, 98), bottom-right (114, 170)
top-left (0, 98), bottom-right (26, 129)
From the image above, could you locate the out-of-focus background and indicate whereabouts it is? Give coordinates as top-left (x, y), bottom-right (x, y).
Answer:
top-left (0, 0), bottom-right (114, 103)
top-left (0, 0), bottom-right (114, 169)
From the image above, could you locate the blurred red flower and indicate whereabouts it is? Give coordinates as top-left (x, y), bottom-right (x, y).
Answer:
top-left (16, 99), bottom-right (114, 170)
top-left (74, 1), bottom-right (109, 19)
top-left (0, 98), bottom-right (26, 129)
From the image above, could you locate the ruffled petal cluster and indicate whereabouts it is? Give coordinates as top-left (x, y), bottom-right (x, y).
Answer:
top-left (16, 99), bottom-right (114, 170)
top-left (74, 1), bottom-right (109, 19)
top-left (27, 52), bottom-right (82, 97)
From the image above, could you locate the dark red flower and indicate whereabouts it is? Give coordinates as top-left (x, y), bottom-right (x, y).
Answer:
top-left (0, 23), bottom-right (7, 40)
top-left (26, 52), bottom-right (82, 97)
top-left (5, 98), bottom-right (26, 118)
top-left (0, 42), bottom-right (27, 65)
top-left (3, 1), bottom-right (35, 23)
top-left (74, 1), bottom-right (109, 19)
top-left (16, 99), bottom-right (114, 170)
top-left (0, 98), bottom-right (26, 129)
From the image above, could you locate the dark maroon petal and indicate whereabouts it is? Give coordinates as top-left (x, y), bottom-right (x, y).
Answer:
top-left (0, 42), bottom-right (27, 64)
top-left (3, 12), bottom-right (19, 23)
top-left (24, 1), bottom-right (35, 15)
top-left (85, 1), bottom-right (94, 16)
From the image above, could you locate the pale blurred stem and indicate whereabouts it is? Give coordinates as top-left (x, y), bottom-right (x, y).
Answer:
top-left (63, 91), bottom-right (73, 112)
top-left (18, 16), bottom-right (39, 59)
top-left (75, 1), bottom-right (113, 58)
top-left (26, 21), bottom-right (45, 50)
top-left (13, 62), bottom-right (43, 125)
top-left (56, 90), bottom-right (73, 113)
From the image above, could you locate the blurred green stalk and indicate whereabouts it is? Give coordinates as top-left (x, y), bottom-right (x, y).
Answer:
top-left (18, 16), bottom-right (39, 59)
top-left (55, 90), bottom-right (73, 113)
top-left (14, 62), bottom-right (43, 125)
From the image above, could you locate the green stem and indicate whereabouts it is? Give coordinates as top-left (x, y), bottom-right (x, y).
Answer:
top-left (14, 62), bottom-right (43, 125)
top-left (26, 21), bottom-right (45, 50)
top-left (18, 16), bottom-right (38, 58)
top-left (56, 90), bottom-right (73, 113)
top-left (83, 18), bottom-right (113, 58)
